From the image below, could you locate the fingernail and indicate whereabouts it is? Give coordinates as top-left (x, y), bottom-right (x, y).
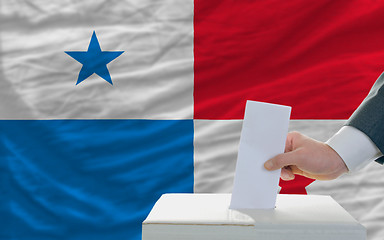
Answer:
top-left (281, 171), bottom-right (289, 180)
top-left (264, 161), bottom-right (273, 170)
top-left (281, 171), bottom-right (295, 181)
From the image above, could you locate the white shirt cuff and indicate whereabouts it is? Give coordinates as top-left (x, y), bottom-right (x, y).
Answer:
top-left (326, 126), bottom-right (383, 172)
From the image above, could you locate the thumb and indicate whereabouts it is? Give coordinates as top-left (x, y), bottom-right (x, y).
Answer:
top-left (264, 150), bottom-right (301, 171)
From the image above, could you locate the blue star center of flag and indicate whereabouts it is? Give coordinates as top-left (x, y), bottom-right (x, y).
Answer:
top-left (65, 31), bottom-right (124, 85)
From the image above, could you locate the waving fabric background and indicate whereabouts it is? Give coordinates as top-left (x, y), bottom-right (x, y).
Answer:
top-left (1, 0), bottom-right (384, 239)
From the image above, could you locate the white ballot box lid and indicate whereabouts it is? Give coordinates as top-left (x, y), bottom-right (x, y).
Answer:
top-left (142, 193), bottom-right (366, 240)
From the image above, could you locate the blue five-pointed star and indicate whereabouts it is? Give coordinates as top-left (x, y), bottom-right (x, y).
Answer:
top-left (65, 31), bottom-right (124, 85)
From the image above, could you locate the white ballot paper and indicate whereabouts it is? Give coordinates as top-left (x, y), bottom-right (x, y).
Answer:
top-left (230, 100), bottom-right (291, 209)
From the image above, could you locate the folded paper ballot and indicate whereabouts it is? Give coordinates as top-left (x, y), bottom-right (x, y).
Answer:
top-left (142, 194), bottom-right (366, 240)
top-left (230, 100), bottom-right (291, 209)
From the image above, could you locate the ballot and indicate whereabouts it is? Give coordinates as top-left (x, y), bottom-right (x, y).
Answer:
top-left (142, 193), bottom-right (366, 240)
top-left (230, 100), bottom-right (291, 209)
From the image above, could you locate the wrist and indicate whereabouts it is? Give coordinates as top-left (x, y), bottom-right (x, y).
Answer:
top-left (325, 143), bottom-right (349, 179)
top-left (326, 126), bottom-right (382, 172)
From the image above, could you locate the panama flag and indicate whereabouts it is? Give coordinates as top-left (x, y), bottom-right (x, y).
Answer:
top-left (1, 0), bottom-right (384, 239)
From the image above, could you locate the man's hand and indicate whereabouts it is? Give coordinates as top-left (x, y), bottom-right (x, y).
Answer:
top-left (264, 131), bottom-right (349, 181)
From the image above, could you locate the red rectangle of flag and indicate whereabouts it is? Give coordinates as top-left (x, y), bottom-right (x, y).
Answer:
top-left (194, 0), bottom-right (384, 119)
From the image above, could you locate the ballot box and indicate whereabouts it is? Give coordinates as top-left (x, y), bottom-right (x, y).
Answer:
top-left (142, 193), bottom-right (366, 240)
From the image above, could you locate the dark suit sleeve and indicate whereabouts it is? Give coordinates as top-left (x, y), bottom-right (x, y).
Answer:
top-left (346, 72), bottom-right (384, 164)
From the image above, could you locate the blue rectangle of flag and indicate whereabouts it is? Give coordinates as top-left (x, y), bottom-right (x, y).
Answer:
top-left (0, 120), bottom-right (194, 240)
